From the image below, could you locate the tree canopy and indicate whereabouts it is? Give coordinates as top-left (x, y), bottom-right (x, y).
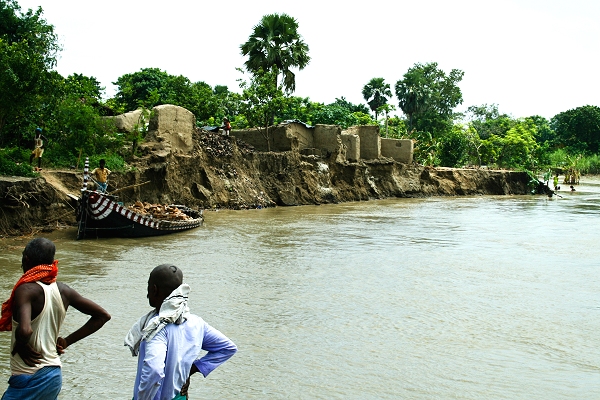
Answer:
top-left (113, 68), bottom-right (223, 122)
top-left (550, 105), bottom-right (600, 154)
top-left (240, 13), bottom-right (310, 93)
top-left (395, 62), bottom-right (464, 137)
top-left (238, 68), bottom-right (287, 151)
top-left (362, 78), bottom-right (392, 121)
top-left (0, 0), bottom-right (60, 142)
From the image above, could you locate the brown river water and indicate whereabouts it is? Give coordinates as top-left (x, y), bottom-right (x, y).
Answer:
top-left (0, 177), bottom-right (599, 399)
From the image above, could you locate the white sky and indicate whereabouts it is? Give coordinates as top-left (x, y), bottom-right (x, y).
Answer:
top-left (15, 0), bottom-right (600, 120)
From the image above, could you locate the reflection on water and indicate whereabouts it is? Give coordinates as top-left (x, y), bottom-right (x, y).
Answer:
top-left (0, 178), bottom-right (599, 399)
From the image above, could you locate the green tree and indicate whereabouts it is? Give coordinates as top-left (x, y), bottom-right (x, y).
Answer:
top-left (113, 68), bottom-right (220, 123)
top-left (463, 124), bottom-right (484, 166)
top-left (526, 115), bottom-right (554, 145)
top-left (311, 99), bottom-right (375, 129)
top-left (113, 68), bottom-right (170, 112)
top-left (405, 130), bottom-right (440, 166)
top-left (330, 97), bottom-right (370, 115)
top-left (64, 73), bottom-right (103, 100)
top-left (377, 103), bottom-right (396, 137)
top-left (213, 85), bottom-right (242, 123)
top-left (240, 13), bottom-right (310, 93)
top-left (385, 115), bottom-right (407, 139)
top-left (0, 0), bottom-right (60, 142)
top-left (550, 105), bottom-right (600, 154)
top-left (275, 96), bottom-right (317, 124)
top-left (45, 95), bottom-right (118, 166)
top-left (480, 120), bottom-right (539, 169)
top-left (438, 124), bottom-right (470, 167)
top-left (395, 62), bottom-right (464, 137)
top-left (239, 68), bottom-right (288, 151)
top-left (362, 78), bottom-right (392, 121)
top-left (274, 96), bottom-right (374, 129)
top-left (466, 104), bottom-right (515, 140)
top-left (163, 78), bottom-right (217, 123)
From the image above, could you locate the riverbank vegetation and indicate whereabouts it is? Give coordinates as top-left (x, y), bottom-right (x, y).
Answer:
top-left (1, 0), bottom-right (599, 178)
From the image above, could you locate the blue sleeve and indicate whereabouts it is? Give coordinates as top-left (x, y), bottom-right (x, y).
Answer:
top-left (137, 330), bottom-right (168, 400)
top-left (194, 323), bottom-right (237, 377)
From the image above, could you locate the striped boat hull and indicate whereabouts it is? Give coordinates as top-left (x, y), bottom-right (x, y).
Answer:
top-left (76, 191), bottom-right (203, 239)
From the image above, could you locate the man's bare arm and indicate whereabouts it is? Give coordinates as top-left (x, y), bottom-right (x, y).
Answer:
top-left (57, 282), bottom-right (111, 350)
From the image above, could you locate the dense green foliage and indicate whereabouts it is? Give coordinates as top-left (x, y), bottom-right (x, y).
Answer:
top-left (395, 62), bottom-right (464, 137)
top-left (268, 96), bottom-right (375, 129)
top-left (1, 4), bottom-right (599, 178)
top-left (0, 0), bottom-right (60, 143)
top-left (240, 13), bottom-right (310, 93)
top-left (0, 147), bottom-right (36, 176)
top-left (113, 68), bottom-right (223, 122)
top-left (550, 105), bottom-right (600, 154)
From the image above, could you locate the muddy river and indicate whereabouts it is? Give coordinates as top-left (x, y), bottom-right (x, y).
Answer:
top-left (1, 178), bottom-right (599, 399)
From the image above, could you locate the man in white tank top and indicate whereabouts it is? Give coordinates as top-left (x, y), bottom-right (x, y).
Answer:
top-left (0, 238), bottom-right (111, 400)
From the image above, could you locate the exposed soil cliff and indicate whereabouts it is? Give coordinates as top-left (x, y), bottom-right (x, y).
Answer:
top-left (0, 132), bottom-right (531, 237)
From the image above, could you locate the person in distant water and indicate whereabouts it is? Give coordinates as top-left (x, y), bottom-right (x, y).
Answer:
top-left (0, 238), bottom-right (111, 400)
top-left (90, 159), bottom-right (111, 193)
top-left (553, 174), bottom-right (559, 190)
top-left (570, 185), bottom-right (576, 192)
top-left (125, 264), bottom-right (237, 400)
top-left (222, 117), bottom-right (231, 136)
top-left (29, 128), bottom-right (47, 171)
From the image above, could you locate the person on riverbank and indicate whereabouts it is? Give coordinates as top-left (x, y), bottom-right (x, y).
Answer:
top-left (125, 264), bottom-right (237, 400)
top-left (90, 159), bottom-right (111, 193)
top-left (29, 128), bottom-right (47, 171)
top-left (553, 174), bottom-right (559, 190)
top-left (0, 238), bottom-right (111, 400)
top-left (222, 117), bottom-right (231, 136)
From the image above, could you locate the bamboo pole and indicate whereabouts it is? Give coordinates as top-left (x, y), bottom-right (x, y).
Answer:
top-left (110, 181), bottom-right (151, 195)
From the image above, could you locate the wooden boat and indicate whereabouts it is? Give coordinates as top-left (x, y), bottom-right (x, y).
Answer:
top-left (76, 190), bottom-right (204, 239)
top-left (75, 157), bottom-right (203, 239)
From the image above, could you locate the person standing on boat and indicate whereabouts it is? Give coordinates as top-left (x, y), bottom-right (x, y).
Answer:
top-left (0, 238), bottom-right (111, 400)
top-left (90, 159), bottom-right (111, 193)
top-left (125, 264), bottom-right (237, 400)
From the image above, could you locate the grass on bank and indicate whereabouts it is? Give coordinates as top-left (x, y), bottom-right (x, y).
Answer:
top-left (548, 149), bottom-right (600, 174)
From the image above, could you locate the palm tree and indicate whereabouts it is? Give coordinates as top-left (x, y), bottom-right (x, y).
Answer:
top-left (362, 78), bottom-right (392, 121)
top-left (240, 13), bottom-right (310, 93)
top-left (395, 81), bottom-right (429, 131)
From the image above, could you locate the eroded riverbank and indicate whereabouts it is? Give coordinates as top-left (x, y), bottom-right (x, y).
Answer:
top-left (0, 132), bottom-right (530, 237)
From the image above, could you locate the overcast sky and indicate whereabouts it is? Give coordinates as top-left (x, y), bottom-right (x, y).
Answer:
top-left (15, 0), bottom-right (600, 120)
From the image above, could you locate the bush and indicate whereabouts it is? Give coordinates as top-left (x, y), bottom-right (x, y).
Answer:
top-left (438, 126), bottom-right (469, 167)
top-left (87, 154), bottom-right (126, 171)
top-left (0, 148), bottom-right (36, 177)
top-left (576, 154), bottom-right (600, 175)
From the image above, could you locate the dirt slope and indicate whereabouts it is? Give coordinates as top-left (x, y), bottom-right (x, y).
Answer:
top-left (0, 133), bottom-right (530, 237)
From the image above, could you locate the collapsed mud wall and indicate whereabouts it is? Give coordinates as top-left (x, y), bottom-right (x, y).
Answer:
top-left (0, 132), bottom-right (531, 237)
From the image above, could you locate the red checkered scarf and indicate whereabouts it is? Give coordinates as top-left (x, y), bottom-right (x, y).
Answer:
top-left (0, 260), bottom-right (59, 331)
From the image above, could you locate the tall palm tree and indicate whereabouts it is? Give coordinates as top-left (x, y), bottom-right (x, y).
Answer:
top-left (240, 13), bottom-right (310, 93)
top-left (395, 80), bottom-right (430, 131)
top-left (362, 78), bottom-right (392, 121)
